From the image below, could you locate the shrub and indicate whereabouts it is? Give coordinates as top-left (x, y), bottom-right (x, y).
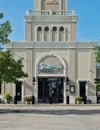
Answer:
top-left (3, 93), bottom-right (12, 100)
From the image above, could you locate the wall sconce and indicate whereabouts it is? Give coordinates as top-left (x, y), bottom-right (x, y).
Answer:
top-left (66, 77), bottom-right (70, 85)
top-left (33, 77), bottom-right (35, 85)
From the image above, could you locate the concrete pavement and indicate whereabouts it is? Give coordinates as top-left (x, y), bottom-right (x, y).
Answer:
top-left (0, 104), bottom-right (100, 130)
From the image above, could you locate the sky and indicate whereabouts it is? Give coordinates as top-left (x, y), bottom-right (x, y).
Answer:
top-left (0, 0), bottom-right (100, 42)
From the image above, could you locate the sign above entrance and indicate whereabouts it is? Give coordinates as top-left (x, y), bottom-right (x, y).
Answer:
top-left (39, 62), bottom-right (63, 73)
top-left (38, 55), bottom-right (64, 75)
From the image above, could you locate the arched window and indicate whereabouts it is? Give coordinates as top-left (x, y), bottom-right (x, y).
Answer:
top-left (37, 26), bottom-right (42, 41)
top-left (44, 27), bottom-right (49, 31)
top-left (52, 27), bottom-right (57, 41)
top-left (53, 27), bottom-right (57, 31)
top-left (59, 27), bottom-right (64, 41)
top-left (59, 27), bottom-right (64, 31)
top-left (37, 27), bottom-right (42, 31)
top-left (44, 27), bottom-right (49, 41)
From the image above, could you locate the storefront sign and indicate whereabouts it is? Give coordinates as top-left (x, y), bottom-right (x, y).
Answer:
top-left (39, 62), bottom-right (63, 72)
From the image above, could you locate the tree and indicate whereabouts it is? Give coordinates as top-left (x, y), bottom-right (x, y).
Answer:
top-left (96, 45), bottom-right (100, 63)
top-left (0, 51), bottom-right (28, 83)
top-left (95, 45), bottom-right (100, 91)
top-left (0, 13), bottom-right (12, 44)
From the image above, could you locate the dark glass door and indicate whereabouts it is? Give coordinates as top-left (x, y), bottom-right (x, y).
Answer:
top-left (16, 82), bottom-right (22, 101)
top-left (79, 82), bottom-right (86, 98)
top-left (38, 78), bottom-right (63, 103)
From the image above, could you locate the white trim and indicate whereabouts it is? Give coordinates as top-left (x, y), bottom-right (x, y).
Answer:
top-left (21, 82), bottom-right (25, 102)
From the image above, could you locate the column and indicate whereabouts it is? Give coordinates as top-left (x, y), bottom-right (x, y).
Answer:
top-left (42, 29), bottom-right (44, 42)
top-left (64, 79), bottom-right (66, 104)
top-left (21, 82), bottom-right (25, 103)
top-left (64, 28), bottom-right (66, 41)
top-left (34, 78), bottom-right (38, 103)
top-left (35, 28), bottom-right (37, 42)
top-left (57, 28), bottom-right (59, 42)
top-left (49, 29), bottom-right (51, 42)
top-left (50, 27), bottom-right (52, 42)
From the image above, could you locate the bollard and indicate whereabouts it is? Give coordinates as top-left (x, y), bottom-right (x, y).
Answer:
top-left (32, 95), bottom-right (35, 104)
top-left (66, 95), bottom-right (69, 104)
top-left (84, 95), bottom-right (87, 104)
top-left (49, 96), bottom-right (52, 104)
top-left (14, 96), bottom-right (17, 104)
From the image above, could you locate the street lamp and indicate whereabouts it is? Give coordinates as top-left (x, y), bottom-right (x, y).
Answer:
top-left (66, 77), bottom-right (70, 104)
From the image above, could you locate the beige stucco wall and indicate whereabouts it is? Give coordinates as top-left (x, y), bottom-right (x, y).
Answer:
top-left (0, 0), bottom-right (97, 104)
top-left (3, 41), bottom-right (97, 103)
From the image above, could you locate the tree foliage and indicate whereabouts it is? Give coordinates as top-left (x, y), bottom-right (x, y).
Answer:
top-left (96, 84), bottom-right (100, 91)
top-left (0, 51), bottom-right (28, 83)
top-left (0, 13), bottom-right (12, 44)
top-left (96, 45), bottom-right (100, 63)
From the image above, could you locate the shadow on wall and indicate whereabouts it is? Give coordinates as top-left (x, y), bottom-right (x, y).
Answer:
top-left (88, 82), bottom-right (96, 95)
top-left (25, 82), bottom-right (33, 93)
top-left (88, 82), bottom-right (96, 103)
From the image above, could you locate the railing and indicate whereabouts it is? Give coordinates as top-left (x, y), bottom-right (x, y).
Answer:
top-left (26, 10), bottom-right (76, 16)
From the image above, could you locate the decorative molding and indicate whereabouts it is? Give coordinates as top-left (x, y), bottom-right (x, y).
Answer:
top-left (24, 15), bottom-right (78, 23)
top-left (6, 41), bottom-right (97, 49)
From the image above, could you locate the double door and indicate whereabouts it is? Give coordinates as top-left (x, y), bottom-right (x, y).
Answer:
top-left (38, 78), bottom-right (63, 103)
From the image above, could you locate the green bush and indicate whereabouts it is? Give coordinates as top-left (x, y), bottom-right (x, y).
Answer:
top-left (4, 93), bottom-right (12, 100)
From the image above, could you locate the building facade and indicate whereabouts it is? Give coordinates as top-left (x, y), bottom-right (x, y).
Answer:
top-left (1, 0), bottom-right (97, 104)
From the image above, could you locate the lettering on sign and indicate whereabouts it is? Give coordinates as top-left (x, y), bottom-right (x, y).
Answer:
top-left (39, 62), bottom-right (63, 73)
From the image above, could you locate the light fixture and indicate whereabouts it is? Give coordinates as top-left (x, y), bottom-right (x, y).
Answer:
top-left (66, 77), bottom-right (69, 85)
top-left (33, 77), bottom-right (35, 85)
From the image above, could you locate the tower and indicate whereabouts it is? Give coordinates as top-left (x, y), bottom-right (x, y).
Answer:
top-left (25, 0), bottom-right (78, 42)
top-left (34, 0), bottom-right (67, 11)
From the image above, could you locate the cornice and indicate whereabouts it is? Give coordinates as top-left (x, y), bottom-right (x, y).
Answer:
top-left (24, 15), bottom-right (78, 23)
top-left (6, 41), bottom-right (97, 49)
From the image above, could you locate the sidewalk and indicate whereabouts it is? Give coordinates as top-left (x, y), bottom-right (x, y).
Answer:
top-left (0, 104), bottom-right (100, 130)
top-left (0, 103), bottom-right (100, 113)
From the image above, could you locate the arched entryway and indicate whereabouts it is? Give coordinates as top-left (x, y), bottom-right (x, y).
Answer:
top-left (35, 53), bottom-right (66, 103)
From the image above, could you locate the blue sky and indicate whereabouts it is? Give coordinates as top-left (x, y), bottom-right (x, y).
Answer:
top-left (0, 0), bottom-right (100, 42)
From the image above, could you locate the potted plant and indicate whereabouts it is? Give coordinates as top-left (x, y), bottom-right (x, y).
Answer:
top-left (76, 96), bottom-right (83, 104)
top-left (3, 93), bottom-right (12, 104)
top-left (24, 96), bottom-right (32, 104)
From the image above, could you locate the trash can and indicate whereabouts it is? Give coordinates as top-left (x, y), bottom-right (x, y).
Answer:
top-left (32, 95), bottom-right (35, 104)
top-left (14, 96), bottom-right (17, 104)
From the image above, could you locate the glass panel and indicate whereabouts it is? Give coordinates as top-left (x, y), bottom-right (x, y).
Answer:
top-left (38, 78), bottom-right (63, 103)
top-left (0, 83), bottom-right (1, 94)
top-left (16, 82), bottom-right (22, 101)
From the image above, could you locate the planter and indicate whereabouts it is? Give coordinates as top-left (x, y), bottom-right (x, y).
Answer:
top-left (76, 100), bottom-right (82, 104)
top-left (5, 99), bottom-right (11, 104)
top-left (25, 101), bottom-right (30, 104)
